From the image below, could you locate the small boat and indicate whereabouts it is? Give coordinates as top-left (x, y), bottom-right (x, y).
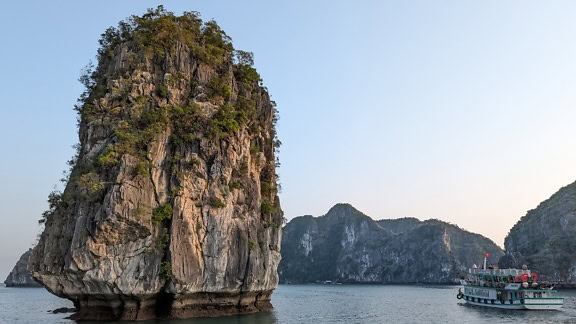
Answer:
top-left (457, 254), bottom-right (563, 310)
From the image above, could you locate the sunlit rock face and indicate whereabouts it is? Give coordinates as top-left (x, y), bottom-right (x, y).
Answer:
top-left (28, 7), bottom-right (282, 320)
top-left (502, 181), bottom-right (576, 283)
top-left (279, 204), bottom-right (503, 284)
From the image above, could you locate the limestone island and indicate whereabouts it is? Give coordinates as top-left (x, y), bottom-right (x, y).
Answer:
top-left (29, 6), bottom-right (283, 320)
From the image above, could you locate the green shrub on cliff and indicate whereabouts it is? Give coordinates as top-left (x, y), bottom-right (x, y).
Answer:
top-left (159, 261), bottom-right (174, 280)
top-left (156, 228), bottom-right (169, 250)
top-left (209, 103), bottom-right (240, 137)
top-left (209, 197), bottom-right (226, 208)
top-left (152, 203), bottom-right (173, 222)
top-left (235, 64), bottom-right (261, 85)
top-left (261, 200), bottom-right (276, 215)
top-left (136, 160), bottom-right (152, 177)
top-left (260, 181), bottom-right (273, 196)
top-left (209, 76), bottom-right (233, 99)
top-left (38, 190), bottom-right (63, 225)
top-left (95, 6), bottom-right (233, 66)
top-left (77, 172), bottom-right (106, 197)
top-left (229, 180), bottom-right (242, 190)
top-left (97, 146), bottom-right (120, 168)
top-left (76, 6), bottom-right (268, 136)
top-left (156, 85), bottom-right (169, 98)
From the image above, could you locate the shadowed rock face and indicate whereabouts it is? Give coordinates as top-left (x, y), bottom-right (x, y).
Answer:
top-left (4, 249), bottom-right (41, 287)
top-left (28, 8), bottom-right (282, 320)
top-left (502, 181), bottom-right (576, 283)
top-left (279, 204), bottom-right (503, 284)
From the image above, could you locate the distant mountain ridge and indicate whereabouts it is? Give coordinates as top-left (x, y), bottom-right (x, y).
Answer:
top-left (4, 249), bottom-right (41, 287)
top-left (279, 203), bottom-right (503, 284)
top-left (501, 180), bottom-right (576, 283)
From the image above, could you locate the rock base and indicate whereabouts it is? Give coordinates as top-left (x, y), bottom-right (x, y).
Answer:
top-left (68, 291), bottom-right (273, 321)
top-left (4, 283), bottom-right (42, 288)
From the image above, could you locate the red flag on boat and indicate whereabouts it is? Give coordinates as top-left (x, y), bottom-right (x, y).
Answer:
top-left (485, 253), bottom-right (490, 257)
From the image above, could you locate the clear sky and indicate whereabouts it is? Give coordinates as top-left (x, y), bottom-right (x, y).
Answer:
top-left (1, 0), bottom-right (576, 279)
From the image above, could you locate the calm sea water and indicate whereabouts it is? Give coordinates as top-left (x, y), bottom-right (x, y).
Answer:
top-left (2, 284), bottom-right (576, 323)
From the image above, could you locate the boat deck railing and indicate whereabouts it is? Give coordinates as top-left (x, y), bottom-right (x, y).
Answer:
top-left (469, 268), bottom-right (531, 276)
top-left (463, 283), bottom-right (556, 292)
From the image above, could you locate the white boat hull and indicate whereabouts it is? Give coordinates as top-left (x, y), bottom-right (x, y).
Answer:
top-left (524, 304), bottom-right (563, 310)
top-left (523, 298), bottom-right (564, 310)
top-left (464, 299), bottom-right (563, 310)
top-left (464, 299), bottom-right (525, 309)
top-left (460, 286), bottom-right (563, 310)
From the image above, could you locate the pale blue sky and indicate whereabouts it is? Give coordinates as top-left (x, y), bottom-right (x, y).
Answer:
top-left (2, 1), bottom-right (576, 279)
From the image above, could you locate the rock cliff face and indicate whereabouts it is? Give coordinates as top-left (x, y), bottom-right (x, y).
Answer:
top-left (28, 7), bottom-right (282, 320)
top-left (4, 250), bottom-right (41, 287)
top-left (501, 181), bottom-right (576, 283)
top-left (279, 204), bottom-right (503, 283)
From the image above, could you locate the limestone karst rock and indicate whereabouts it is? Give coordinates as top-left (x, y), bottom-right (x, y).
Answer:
top-left (4, 249), bottom-right (41, 287)
top-left (279, 204), bottom-right (503, 283)
top-left (28, 7), bottom-right (282, 320)
top-left (501, 180), bottom-right (576, 283)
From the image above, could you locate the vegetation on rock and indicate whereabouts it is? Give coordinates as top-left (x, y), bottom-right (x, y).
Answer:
top-left (41, 5), bottom-right (282, 229)
top-left (152, 203), bottom-right (173, 223)
top-left (38, 190), bottom-right (63, 225)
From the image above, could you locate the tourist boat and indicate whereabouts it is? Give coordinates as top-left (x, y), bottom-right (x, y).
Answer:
top-left (457, 255), bottom-right (563, 310)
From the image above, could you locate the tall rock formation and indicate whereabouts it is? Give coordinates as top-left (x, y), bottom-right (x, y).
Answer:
top-left (502, 181), bottom-right (576, 283)
top-left (279, 204), bottom-right (503, 283)
top-left (28, 7), bottom-right (282, 320)
top-left (4, 249), bottom-right (41, 287)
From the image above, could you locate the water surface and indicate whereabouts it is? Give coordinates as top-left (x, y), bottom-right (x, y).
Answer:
top-left (2, 284), bottom-right (576, 323)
